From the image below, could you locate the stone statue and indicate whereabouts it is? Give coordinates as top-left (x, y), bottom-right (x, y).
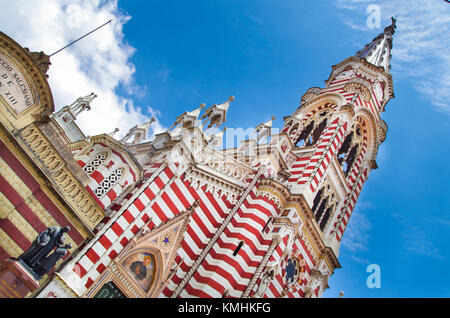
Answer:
top-left (34, 244), bottom-right (72, 278)
top-left (69, 92), bottom-right (97, 116)
top-left (254, 260), bottom-right (279, 298)
top-left (18, 226), bottom-right (70, 279)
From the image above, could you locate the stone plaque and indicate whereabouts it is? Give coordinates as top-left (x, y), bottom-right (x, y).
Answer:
top-left (0, 52), bottom-right (34, 113)
top-left (0, 259), bottom-right (40, 298)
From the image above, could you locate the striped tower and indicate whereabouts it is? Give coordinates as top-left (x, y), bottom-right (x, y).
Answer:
top-left (35, 20), bottom-right (396, 298)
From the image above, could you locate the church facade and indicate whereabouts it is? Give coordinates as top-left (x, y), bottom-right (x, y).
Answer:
top-left (0, 20), bottom-right (396, 298)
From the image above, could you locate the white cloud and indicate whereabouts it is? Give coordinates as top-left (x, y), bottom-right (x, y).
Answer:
top-left (333, 0), bottom-right (450, 113)
top-left (392, 212), bottom-right (445, 259)
top-left (0, 0), bottom-right (165, 139)
top-left (348, 255), bottom-right (370, 265)
top-left (342, 203), bottom-right (372, 252)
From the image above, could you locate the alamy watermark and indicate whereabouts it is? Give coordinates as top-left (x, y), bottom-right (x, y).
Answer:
top-left (366, 264), bottom-right (381, 288)
top-left (366, 4), bottom-right (381, 29)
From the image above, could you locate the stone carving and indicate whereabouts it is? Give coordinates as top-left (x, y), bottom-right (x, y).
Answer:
top-left (254, 260), bottom-right (279, 298)
top-left (200, 96), bottom-right (234, 129)
top-left (250, 116), bottom-right (275, 144)
top-left (25, 49), bottom-right (51, 77)
top-left (69, 93), bottom-right (97, 116)
top-left (121, 118), bottom-right (156, 145)
top-left (20, 124), bottom-right (105, 229)
top-left (343, 81), bottom-right (372, 103)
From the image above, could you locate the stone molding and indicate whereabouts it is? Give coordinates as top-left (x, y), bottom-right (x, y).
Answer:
top-left (19, 123), bottom-right (105, 230)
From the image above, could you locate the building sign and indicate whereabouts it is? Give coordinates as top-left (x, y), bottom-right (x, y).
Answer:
top-left (0, 52), bottom-right (34, 113)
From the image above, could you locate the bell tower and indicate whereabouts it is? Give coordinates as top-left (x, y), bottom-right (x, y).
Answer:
top-left (30, 19), bottom-right (397, 299)
top-left (283, 19), bottom-right (395, 259)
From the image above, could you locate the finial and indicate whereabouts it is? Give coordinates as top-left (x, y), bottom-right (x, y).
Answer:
top-left (120, 118), bottom-right (155, 145)
top-left (108, 127), bottom-right (119, 137)
top-left (69, 92), bottom-right (97, 116)
top-left (391, 17), bottom-right (397, 29)
top-left (188, 199), bottom-right (200, 212)
top-left (200, 95), bottom-right (235, 129)
top-left (383, 17), bottom-right (397, 36)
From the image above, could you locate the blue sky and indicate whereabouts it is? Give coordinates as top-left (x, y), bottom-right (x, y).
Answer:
top-left (112, 0), bottom-right (450, 297)
top-left (1, 0), bottom-right (449, 297)
top-left (118, 0), bottom-right (450, 298)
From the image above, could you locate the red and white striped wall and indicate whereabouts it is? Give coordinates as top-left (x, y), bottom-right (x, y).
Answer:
top-left (163, 187), bottom-right (280, 298)
top-left (295, 117), bottom-right (348, 194)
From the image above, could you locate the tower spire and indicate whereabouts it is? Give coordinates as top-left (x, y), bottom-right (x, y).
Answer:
top-left (355, 17), bottom-right (396, 71)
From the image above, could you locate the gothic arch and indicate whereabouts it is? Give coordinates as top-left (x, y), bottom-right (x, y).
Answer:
top-left (293, 100), bottom-right (337, 148)
top-left (293, 92), bottom-right (344, 119)
top-left (310, 182), bottom-right (337, 232)
top-left (353, 108), bottom-right (378, 162)
top-left (75, 145), bottom-right (112, 172)
top-left (336, 113), bottom-right (374, 179)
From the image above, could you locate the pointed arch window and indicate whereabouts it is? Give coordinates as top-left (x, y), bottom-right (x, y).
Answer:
top-left (94, 167), bottom-right (124, 198)
top-left (83, 151), bottom-right (107, 174)
top-left (311, 184), bottom-right (336, 231)
top-left (337, 123), bottom-right (364, 176)
top-left (295, 110), bottom-right (331, 147)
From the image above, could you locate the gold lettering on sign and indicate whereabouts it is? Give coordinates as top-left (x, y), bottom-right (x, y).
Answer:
top-left (0, 52), bottom-right (34, 113)
top-left (1, 279), bottom-right (20, 298)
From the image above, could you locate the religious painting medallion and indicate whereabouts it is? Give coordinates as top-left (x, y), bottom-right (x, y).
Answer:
top-left (122, 251), bottom-right (156, 293)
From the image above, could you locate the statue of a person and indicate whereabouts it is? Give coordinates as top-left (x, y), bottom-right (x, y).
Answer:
top-left (254, 260), bottom-right (279, 298)
top-left (69, 93), bottom-right (97, 116)
top-left (34, 243), bottom-right (72, 278)
top-left (18, 226), bottom-right (70, 272)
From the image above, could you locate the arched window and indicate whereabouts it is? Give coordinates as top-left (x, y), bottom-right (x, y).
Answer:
top-left (94, 167), bottom-right (124, 198)
top-left (83, 151), bottom-right (107, 174)
top-left (337, 123), bottom-right (364, 176)
top-left (311, 185), bottom-right (336, 231)
top-left (319, 205), bottom-right (334, 230)
top-left (296, 110), bottom-right (331, 147)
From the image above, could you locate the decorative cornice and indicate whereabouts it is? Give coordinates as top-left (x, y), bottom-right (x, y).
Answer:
top-left (300, 87), bottom-right (321, 105)
top-left (327, 57), bottom-right (394, 104)
top-left (257, 177), bottom-right (291, 210)
top-left (18, 123), bottom-right (105, 230)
